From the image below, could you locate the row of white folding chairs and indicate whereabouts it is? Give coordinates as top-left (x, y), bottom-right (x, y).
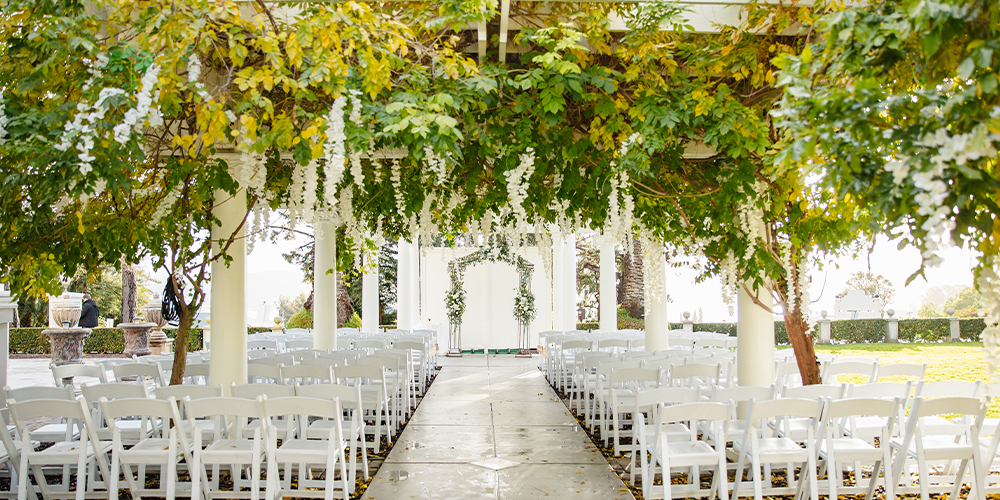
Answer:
top-left (4, 384), bottom-right (363, 500)
top-left (776, 356), bottom-right (927, 388)
top-left (629, 382), bottom-right (1000, 500)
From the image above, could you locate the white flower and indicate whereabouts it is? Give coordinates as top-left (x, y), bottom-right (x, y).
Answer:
top-left (504, 147), bottom-right (535, 228)
top-left (323, 96), bottom-right (349, 205)
top-left (113, 63), bottom-right (161, 145)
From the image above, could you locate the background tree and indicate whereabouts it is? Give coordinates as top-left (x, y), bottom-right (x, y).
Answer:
top-left (277, 293), bottom-right (308, 324)
top-left (120, 257), bottom-right (139, 323)
top-left (945, 287), bottom-right (985, 318)
top-left (839, 271), bottom-right (896, 307)
top-left (619, 237), bottom-right (644, 319)
top-left (576, 237), bottom-right (600, 322)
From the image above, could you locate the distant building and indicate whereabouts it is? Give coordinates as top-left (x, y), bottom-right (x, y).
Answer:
top-left (833, 290), bottom-right (884, 320)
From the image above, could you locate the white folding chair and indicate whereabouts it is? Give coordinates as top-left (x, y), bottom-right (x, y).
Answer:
top-left (4, 386), bottom-right (79, 444)
top-left (158, 385), bottom-right (224, 444)
top-left (335, 364), bottom-right (390, 453)
top-left (890, 396), bottom-right (989, 500)
top-left (100, 396), bottom-right (192, 500)
top-left (295, 384), bottom-right (370, 494)
top-left (814, 397), bottom-right (899, 499)
top-left (231, 383), bottom-right (296, 440)
top-left (608, 367), bottom-right (662, 456)
top-left (0, 421), bottom-right (25, 499)
top-left (182, 363), bottom-right (211, 385)
top-left (80, 383), bottom-right (153, 443)
top-left (629, 387), bottom-right (701, 495)
top-left (732, 397), bottom-right (822, 500)
top-left (670, 362), bottom-right (723, 389)
top-left (8, 398), bottom-right (112, 500)
top-left (646, 401), bottom-right (732, 500)
top-left (262, 396), bottom-right (350, 500)
top-left (185, 396), bottom-right (265, 500)
top-left (822, 358), bottom-right (878, 384)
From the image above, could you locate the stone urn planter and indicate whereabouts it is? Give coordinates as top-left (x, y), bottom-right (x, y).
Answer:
top-left (44, 326), bottom-right (91, 371)
top-left (119, 322), bottom-right (155, 358)
top-left (143, 295), bottom-right (173, 355)
top-left (50, 293), bottom-right (81, 328)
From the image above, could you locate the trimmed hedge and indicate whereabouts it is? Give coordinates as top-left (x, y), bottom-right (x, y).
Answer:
top-left (11, 326), bottom-right (272, 354)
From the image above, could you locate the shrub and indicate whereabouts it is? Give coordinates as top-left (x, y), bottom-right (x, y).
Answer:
top-left (286, 308), bottom-right (313, 329)
top-left (827, 319), bottom-right (888, 343)
top-left (960, 318), bottom-right (986, 341)
top-left (343, 312), bottom-right (362, 329)
top-left (693, 323), bottom-right (737, 337)
top-left (576, 322), bottom-right (599, 331)
top-left (898, 318), bottom-right (951, 342)
top-left (9, 328), bottom-right (49, 354)
top-left (164, 328), bottom-right (204, 352)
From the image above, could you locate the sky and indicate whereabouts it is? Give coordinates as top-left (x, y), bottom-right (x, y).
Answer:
top-left (139, 229), bottom-right (979, 325)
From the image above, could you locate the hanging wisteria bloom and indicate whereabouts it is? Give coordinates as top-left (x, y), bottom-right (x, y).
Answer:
top-left (323, 96), bottom-right (349, 205)
top-left (113, 63), bottom-right (161, 145)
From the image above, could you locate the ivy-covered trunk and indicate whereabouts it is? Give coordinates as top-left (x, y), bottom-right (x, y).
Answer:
top-left (784, 308), bottom-right (821, 385)
top-left (168, 303), bottom-right (192, 385)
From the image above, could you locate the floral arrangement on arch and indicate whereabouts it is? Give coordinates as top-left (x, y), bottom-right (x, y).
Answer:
top-left (445, 243), bottom-right (536, 328)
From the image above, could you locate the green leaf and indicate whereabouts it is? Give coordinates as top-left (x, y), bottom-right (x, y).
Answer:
top-left (800, 45), bottom-right (812, 65)
top-left (957, 57), bottom-right (975, 80)
top-left (921, 29), bottom-right (941, 58)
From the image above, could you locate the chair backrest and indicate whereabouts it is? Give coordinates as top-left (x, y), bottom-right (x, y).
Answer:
top-left (113, 362), bottom-right (165, 386)
top-left (906, 396), bottom-right (987, 439)
top-left (656, 401), bottom-right (731, 426)
top-left (248, 339), bottom-right (279, 350)
top-left (875, 362), bottom-right (926, 381)
top-left (301, 357), bottom-right (340, 369)
top-left (666, 338), bottom-right (694, 350)
top-left (51, 363), bottom-right (107, 387)
top-left (392, 341), bottom-right (425, 353)
top-left (81, 382), bottom-right (149, 402)
top-left (183, 396), bottom-right (262, 442)
top-left (356, 355), bottom-right (396, 371)
top-left (669, 363), bottom-right (721, 387)
top-left (99, 396), bottom-right (182, 443)
top-left (915, 379), bottom-right (984, 399)
top-left (249, 354), bottom-right (295, 366)
top-left (634, 386), bottom-right (700, 412)
top-left (4, 385), bottom-right (75, 402)
top-left (823, 359), bottom-right (878, 384)
top-left (284, 339), bottom-right (314, 350)
top-left (8, 398), bottom-right (97, 446)
top-left (597, 360), bottom-right (641, 377)
top-left (335, 364), bottom-right (385, 386)
top-left (261, 396), bottom-right (342, 426)
top-left (747, 397), bottom-right (822, 434)
top-left (609, 367), bottom-right (663, 390)
top-left (845, 381), bottom-right (912, 402)
top-left (561, 340), bottom-right (593, 353)
top-left (295, 383), bottom-right (363, 412)
top-left (781, 383), bottom-right (846, 400)
top-left (694, 337), bottom-right (728, 350)
top-left (818, 397), bottom-right (900, 445)
top-left (231, 383), bottom-right (295, 400)
top-left (182, 362), bottom-right (212, 384)
top-left (321, 351), bottom-right (363, 365)
top-left (709, 385), bottom-right (775, 403)
top-left (281, 364), bottom-right (335, 385)
top-left (155, 384), bottom-right (224, 402)
top-left (247, 363), bottom-right (284, 382)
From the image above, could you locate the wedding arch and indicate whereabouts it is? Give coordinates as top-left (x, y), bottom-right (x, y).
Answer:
top-left (444, 244), bottom-right (536, 356)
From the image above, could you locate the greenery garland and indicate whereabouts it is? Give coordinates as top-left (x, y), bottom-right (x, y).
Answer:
top-left (445, 244), bottom-right (536, 328)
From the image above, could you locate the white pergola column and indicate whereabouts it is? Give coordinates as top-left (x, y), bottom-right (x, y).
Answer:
top-left (209, 188), bottom-right (248, 395)
top-left (599, 236), bottom-right (616, 332)
top-left (0, 289), bottom-right (14, 423)
top-left (737, 284), bottom-right (775, 387)
top-left (313, 223), bottom-right (338, 350)
top-left (644, 240), bottom-right (669, 351)
top-left (397, 240), bottom-right (413, 330)
top-left (552, 234), bottom-right (565, 331)
top-left (362, 249), bottom-right (379, 333)
top-left (410, 236), bottom-right (421, 324)
top-left (563, 233), bottom-right (577, 331)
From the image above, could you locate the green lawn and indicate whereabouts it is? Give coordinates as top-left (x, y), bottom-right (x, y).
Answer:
top-left (783, 342), bottom-right (998, 415)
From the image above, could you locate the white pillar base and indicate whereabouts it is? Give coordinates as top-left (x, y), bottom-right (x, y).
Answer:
top-left (737, 285), bottom-right (775, 387)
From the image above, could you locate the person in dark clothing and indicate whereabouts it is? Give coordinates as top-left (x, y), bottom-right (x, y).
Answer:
top-left (79, 294), bottom-right (100, 328)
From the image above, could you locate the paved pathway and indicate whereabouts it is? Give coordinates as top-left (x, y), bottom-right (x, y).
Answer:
top-left (364, 354), bottom-right (635, 499)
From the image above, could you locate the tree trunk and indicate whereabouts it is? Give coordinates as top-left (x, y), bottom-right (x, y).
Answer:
top-left (121, 257), bottom-right (138, 323)
top-left (621, 237), bottom-right (644, 318)
top-left (784, 311), bottom-right (821, 385)
top-left (168, 306), bottom-right (193, 385)
top-left (337, 271), bottom-right (353, 327)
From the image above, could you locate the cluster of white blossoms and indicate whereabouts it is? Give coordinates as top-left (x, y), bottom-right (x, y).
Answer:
top-left (55, 87), bottom-right (126, 175)
top-left (736, 183), bottom-right (765, 262)
top-left (423, 145), bottom-right (449, 185)
top-left (781, 240), bottom-right (813, 330)
top-left (150, 184), bottom-right (180, 226)
top-left (323, 96), bottom-right (349, 205)
top-left (886, 121), bottom-right (1000, 267)
top-left (82, 53), bottom-right (109, 92)
top-left (113, 63), bottom-right (161, 145)
top-left (638, 227), bottom-right (666, 305)
top-left (718, 250), bottom-right (739, 315)
top-left (0, 90), bottom-right (8, 143)
top-left (185, 57), bottom-right (210, 101)
top-left (389, 158), bottom-right (407, 216)
top-left (504, 147), bottom-right (535, 229)
top-left (977, 257), bottom-right (1000, 376)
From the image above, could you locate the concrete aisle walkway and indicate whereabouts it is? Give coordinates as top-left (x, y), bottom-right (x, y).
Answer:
top-left (364, 354), bottom-right (635, 499)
